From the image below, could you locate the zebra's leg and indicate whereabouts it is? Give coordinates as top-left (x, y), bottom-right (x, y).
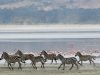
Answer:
top-left (40, 61), bottom-right (43, 68)
top-left (18, 61), bottom-right (22, 70)
top-left (89, 60), bottom-right (92, 65)
top-left (58, 63), bottom-right (63, 70)
top-left (80, 61), bottom-right (83, 66)
top-left (34, 64), bottom-right (37, 70)
top-left (41, 61), bottom-right (45, 68)
top-left (31, 61), bottom-right (35, 68)
top-left (9, 63), bottom-right (13, 70)
top-left (8, 63), bottom-right (11, 70)
top-left (41, 64), bottom-right (42, 68)
top-left (62, 63), bottom-right (65, 70)
top-left (40, 59), bottom-right (43, 68)
top-left (41, 62), bottom-right (44, 68)
top-left (74, 63), bottom-right (79, 70)
top-left (51, 59), bottom-right (53, 64)
top-left (54, 59), bottom-right (57, 64)
top-left (32, 62), bottom-right (35, 68)
top-left (91, 60), bottom-right (95, 66)
top-left (69, 64), bottom-right (74, 70)
top-left (32, 62), bottom-right (37, 69)
top-left (43, 62), bottom-right (45, 68)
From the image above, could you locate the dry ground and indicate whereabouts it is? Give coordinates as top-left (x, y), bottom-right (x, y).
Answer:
top-left (0, 63), bottom-right (100, 75)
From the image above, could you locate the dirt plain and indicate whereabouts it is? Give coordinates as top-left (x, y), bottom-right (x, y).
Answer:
top-left (0, 63), bottom-right (100, 75)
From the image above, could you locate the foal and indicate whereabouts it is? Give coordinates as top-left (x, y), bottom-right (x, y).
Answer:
top-left (75, 52), bottom-right (95, 66)
top-left (57, 54), bottom-right (78, 70)
top-left (0, 52), bottom-right (22, 70)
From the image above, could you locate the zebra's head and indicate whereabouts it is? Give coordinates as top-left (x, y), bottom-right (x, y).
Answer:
top-left (15, 50), bottom-right (23, 56)
top-left (75, 52), bottom-right (82, 57)
top-left (56, 54), bottom-right (64, 60)
top-left (0, 52), bottom-right (9, 60)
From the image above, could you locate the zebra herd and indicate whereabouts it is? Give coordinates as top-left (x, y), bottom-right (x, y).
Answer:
top-left (0, 50), bottom-right (96, 70)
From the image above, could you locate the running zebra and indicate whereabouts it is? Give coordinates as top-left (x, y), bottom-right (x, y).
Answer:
top-left (15, 50), bottom-right (45, 69)
top-left (15, 50), bottom-right (34, 63)
top-left (0, 52), bottom-right (22, 70)
top-left (75, 52), bottom-right (96, 66)
top-left (40, 50), bottom-right (57, 64)
top-left (57, 54), bottom-right (79, 70)
top-left (31, 56), bottom-right (45, 69)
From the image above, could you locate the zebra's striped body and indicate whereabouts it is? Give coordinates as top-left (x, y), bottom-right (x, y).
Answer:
top-left (15, 50), bottom-right (45, 69)
top-left (0, 52), bottom-right (22, 70)
top-left (31, 56), bottom-right (45, 69)
top-left (75, 52), bottom-right (95, 66)
top-left (15, 50), bottom-right (34, 63)
top-left (40, 50), bottom-right (57, 64)
top-left (57, 54), bottom-right (78, 70)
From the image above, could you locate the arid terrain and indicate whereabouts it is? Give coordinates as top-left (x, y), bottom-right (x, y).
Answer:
top-left (0, 63), bottom-right (100, 75)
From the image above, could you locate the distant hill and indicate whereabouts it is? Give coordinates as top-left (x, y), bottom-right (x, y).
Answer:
top-left (0, 0), bottom-right (100, 24)
top-left (0, 8), bottom-right (100, 24)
